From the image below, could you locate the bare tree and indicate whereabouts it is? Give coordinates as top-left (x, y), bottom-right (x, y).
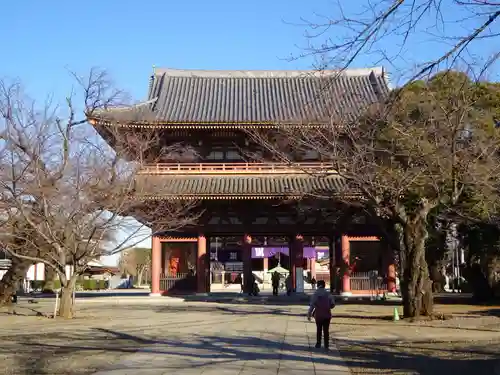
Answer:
top-left (0, 214), bottom-right (43, 309)
top-left (295, 0), bottom-right (500, 81)
top-left (0, 70), bottom-right (198, 318)
top-left (248, 71), bottom-right (500, 318)
top-left (119, 247), bottom-right (151, 287)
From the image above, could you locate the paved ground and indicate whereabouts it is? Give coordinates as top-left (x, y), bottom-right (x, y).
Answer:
top-left (0, 299), bottom-right (499, 374)
top-left (0, 300), bottom-right (349, 375)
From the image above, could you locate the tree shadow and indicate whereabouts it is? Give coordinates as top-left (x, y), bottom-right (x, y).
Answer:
top-left (335, 339), bottom-right (500, 374)
top-left (0, 302), bottom-right (47, 317)
top-left (5, 326), bottom-right (499, 374)
top-left (466, 308), bottom-right (500, 317)
top-left (181, 292), bottom-right (312, 306)
top-left (150, 304), bottom-right (306, 317)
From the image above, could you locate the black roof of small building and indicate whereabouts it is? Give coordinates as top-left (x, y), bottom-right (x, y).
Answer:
top-left (90, 67), bottom-right (389, 126)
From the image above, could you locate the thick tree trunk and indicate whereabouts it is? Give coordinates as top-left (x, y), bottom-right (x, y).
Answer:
top-left (58, 278), bottom-right (77, 319)
top-left (401, 220), bottom-right (434, 318)
top-left (0, 258), bottom-right (32, 307)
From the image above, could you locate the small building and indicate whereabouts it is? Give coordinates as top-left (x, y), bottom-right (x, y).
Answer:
top-left (88, 67), bottom-right (396, 296)
top-left (0, 250), bottom-right (118, 292)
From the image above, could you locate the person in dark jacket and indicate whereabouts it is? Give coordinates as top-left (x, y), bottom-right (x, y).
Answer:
top-left (307, 280), bottom-right (335, 350)
top-left (310, 277), bottom-right (317, 290)
top-left (271, 271), bottom-right (280, 296)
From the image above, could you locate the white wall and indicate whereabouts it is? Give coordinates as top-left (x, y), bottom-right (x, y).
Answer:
top-left (26, 263), bottom-right (45, 281)
top-left (0, 263), bottom-right (46, 282)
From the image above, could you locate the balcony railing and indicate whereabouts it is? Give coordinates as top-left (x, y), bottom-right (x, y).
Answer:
top-left (138, 162), bottom-right (337, 175)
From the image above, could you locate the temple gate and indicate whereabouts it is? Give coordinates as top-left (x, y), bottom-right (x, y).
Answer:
top-left (89, 67), bottom-right (396, 296)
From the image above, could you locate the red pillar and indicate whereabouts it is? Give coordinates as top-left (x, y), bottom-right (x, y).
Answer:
top-left (329, 237), bottom-right (336, 293)
top-left (197, 235), bottom-right (208, 293)
top-left (310, 257), bottom-right (316, 279)
top-left (388, 263), bottom-right (396, 292)
top-left (341, 235), bottom-right (351, 295)
top-left (151, 236), bottom-right (162, 296)
top-left (291, 235), bottom-right (304, 291)
top-left (242, 234), bottom-right (253, 294)
top-left (289, 238), bottom-right (296, 292)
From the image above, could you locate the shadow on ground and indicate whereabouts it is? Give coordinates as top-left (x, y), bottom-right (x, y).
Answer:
top-left (467, 307), bottom-right (500, 317)
top-left (2, 324), bottom-right (499, 375)
top-left (181, 292), bottom-right (495, 307)
top-left (22, 290), bottom-right (150, 299)
top-left (335, 339), bottom-right (500, 375)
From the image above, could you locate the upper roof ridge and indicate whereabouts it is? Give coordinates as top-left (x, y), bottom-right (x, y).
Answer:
top-left (153, 67), bottom-right (384, 79)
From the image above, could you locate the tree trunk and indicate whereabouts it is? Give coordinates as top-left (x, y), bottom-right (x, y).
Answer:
top-left (486, 255), bottom-right (499, 290)
top-left (400, 219), bottom-right (434, 319)
top-left (429, 264), bottom-right (445, 293)
top-left (0, 257), bottom-right (32, 307)
top-left (137, 269), bottom-right (144, 287)
top-left (58, 279), bottom-right (77, 319)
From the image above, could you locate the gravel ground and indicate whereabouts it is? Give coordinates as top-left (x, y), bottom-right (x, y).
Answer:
top-left (0, 300), bottom-right (499, 374)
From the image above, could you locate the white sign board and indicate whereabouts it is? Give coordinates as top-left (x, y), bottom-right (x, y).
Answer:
top-left (254, 247), bottom-right (265, 257)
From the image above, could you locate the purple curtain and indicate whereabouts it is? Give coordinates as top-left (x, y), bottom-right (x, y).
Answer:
top-left (251, 247), bottom-right (289, 258)
top-left (303, 247), bottom-right (316, 259)
top-left (251, 246), bottom-right (318, 259)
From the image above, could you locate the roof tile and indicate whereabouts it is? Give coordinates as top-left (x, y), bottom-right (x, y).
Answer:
top-left (135, 175), bottom-right (345, 199)
top-left (93, 68), bottom-right (389, 125)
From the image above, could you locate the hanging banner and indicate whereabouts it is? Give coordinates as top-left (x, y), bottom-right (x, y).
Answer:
top-left (251, 246), bottom-right (318, 259)
top-left (251, 247), bottom-right (289, 258)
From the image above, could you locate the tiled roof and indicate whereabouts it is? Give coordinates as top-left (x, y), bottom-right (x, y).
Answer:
top-left (135, 174), bottom-right (345, 199)
top-left (91, 68), bottom-right (389, 125)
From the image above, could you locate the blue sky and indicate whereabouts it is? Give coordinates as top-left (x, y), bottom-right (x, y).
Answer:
top-left (2, 0), bottom-right (326, 102)
top-left (2, 0), bottom-right (497, 264)
top-left (3, 0), bottom-right (496, 104)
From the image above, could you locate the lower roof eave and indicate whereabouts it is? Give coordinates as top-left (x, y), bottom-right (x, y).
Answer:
top-left (132, 193), bottom-right (360, 201)
top-left (139, 194), bottom-right (306, 200)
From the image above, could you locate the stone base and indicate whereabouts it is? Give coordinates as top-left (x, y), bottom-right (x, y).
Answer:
top-left (340, 291), bottom-right (353, 297)
top-left (149, 293), bottom-right (162, 297)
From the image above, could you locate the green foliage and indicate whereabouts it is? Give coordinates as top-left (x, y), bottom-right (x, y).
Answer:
top-left (356, 70), bottom-right (500, 220)
top-left (460, 222), bottom-right (500, 259)
top-left (130, 248), bottom-right (152, 264)
top-left (425, 212), bottom-right (447, 263)
top-left (82, 279), bottom-right (97, 290)
top-left (29, 280), bottom-right (45, 291)
top-left (42, 279), bottom-right (61, 293)
top-left (119, 247), bottom-right (151, 277)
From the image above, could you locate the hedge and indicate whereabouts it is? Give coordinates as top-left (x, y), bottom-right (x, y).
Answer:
top-left (41, 279), bottom-right (108, 292)
top-left (30, 280), bottom-right (45, 291)
top-left (42, 280), bottom-right (61, 293)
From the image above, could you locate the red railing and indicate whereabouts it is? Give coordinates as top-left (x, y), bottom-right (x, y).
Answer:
top-left (138, 162), bottom-right (337, 175)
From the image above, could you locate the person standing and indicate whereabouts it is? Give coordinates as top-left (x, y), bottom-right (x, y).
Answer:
top-left (285, 274), bottom-right (292, 296)
top-left (271, 271), bottom-right (280, 296)
top-left (307, 280), bottom-right (335, 350)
